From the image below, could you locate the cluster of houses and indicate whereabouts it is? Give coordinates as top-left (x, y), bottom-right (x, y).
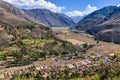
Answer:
top-left (0, 53), bottom-right (119, 79)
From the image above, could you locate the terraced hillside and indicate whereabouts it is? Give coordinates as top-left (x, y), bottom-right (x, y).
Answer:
top-left (0, 1), bottom-right (84, 68)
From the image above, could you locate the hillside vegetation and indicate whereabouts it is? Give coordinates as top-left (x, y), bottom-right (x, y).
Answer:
top-left (0, 1), bottom-right (83, 68)
top-left (0, 22), bottom-right (84, 67)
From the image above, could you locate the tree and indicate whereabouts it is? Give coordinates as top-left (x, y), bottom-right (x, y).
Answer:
top-left (36, 71), bottom-right (44, 80)
top-left (64, 69), bottom-right (70, 80)
top-left (81, 43), bottom-right (88, 49)
top-left (46, 76), bottom-right (51, 80)
top-left (70, 72), bottom-right (79, 78)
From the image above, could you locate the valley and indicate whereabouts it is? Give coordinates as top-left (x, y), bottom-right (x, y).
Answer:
top-left (54, 27), bottom-right (120, 54)
top-left (0, 0), bottom-right (120, 80)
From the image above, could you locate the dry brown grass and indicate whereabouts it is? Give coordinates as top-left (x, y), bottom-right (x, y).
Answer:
top-left (0, 8), bottom-right (30, 26)
top-left (57, 32), bottom-right (120, 54)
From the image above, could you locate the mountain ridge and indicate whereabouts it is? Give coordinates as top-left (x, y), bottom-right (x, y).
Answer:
top-left (74, 6), bottom-right (117, 31)
top-left (74, 6), bottom-right (120, 43)
top-left (23, 9), bottom-right (75, 27)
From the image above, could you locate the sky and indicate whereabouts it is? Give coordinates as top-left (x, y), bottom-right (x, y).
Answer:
top-left (3, 0), bottom-right (120, 17)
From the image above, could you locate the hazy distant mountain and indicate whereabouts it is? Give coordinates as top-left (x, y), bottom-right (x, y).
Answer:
top-left (74, 6), bottom-right (120, 43)
top-left (71, 16), bottom-right (84, 23)
top-left (23, 9), bottom-right (75, 27)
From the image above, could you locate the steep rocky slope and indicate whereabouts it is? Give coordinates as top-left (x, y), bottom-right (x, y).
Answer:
top-left (89, 7), bottom-right (120, 43)
top-left (74, 6), bottom-right (120, 43)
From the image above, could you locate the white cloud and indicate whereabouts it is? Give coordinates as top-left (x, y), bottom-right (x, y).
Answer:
top-left (65, 4), bottom-right (97, 17)
top-left (117, 4), bottom-right (120, 7)
top-left (65, 11), bottom-right (84, 17)
top-left (3, 0), bottom-right (65, 12)
top-left (83, 4), bottom-right (97, 15)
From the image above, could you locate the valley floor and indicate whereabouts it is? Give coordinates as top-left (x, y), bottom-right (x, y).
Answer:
top-left (57, 31), bottom-right (120, 55)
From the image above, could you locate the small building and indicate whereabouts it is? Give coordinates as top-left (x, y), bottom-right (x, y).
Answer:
top-left (108, 53), bottom-right (116, 57)
top-left (67, 64), bottom-right (75, 69)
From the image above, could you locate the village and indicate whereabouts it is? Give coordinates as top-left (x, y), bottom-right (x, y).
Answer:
top-left (0, 53), bottom-right (119, 79)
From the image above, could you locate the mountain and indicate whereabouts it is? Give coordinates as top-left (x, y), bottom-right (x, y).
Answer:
top-left (0, 0), bottom-right (44, 25)
top-left (74, 6), bottom-right (120, 43)
top-left (0, 0), bottom-right (42, 46)
top-left (0, 0), bottom-right (28, 19)
top-left (71, 16), bottom-right (84, 23)
top-left (74, 6), bottom-right (117, 31)
top-left (23, 9), bottom-right (75, 27)
top-left (0, 0), bottom-right (31, 26)
top-left (89, 7), bottom-right (120, 43)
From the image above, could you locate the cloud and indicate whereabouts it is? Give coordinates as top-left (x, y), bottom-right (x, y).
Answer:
top-left (117, 4), bottom-right (120, 7)
top-left (83, 4), bottom-right (97, 15)
top-left (65, 4), bottom-right (97, 17)
top-left (65, 11), bottom-right (84, 17)
top-left (3, 0), bottom-right (65, 12)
